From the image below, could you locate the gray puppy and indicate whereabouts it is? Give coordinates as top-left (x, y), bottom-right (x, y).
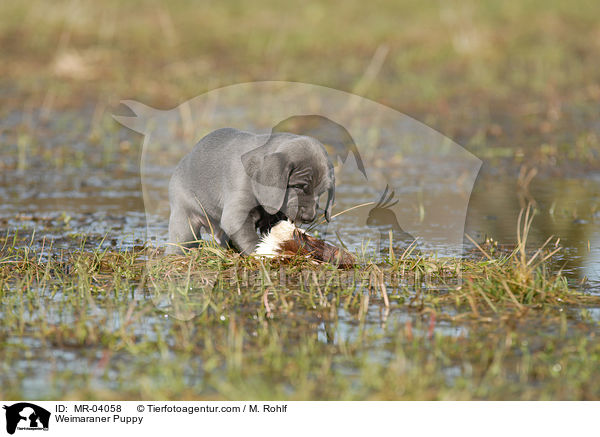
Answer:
top-left (167, 127), bottom-right (335, 255)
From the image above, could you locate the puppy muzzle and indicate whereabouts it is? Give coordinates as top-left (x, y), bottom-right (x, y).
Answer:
top-left (300, 211), bottom-right (317, 223)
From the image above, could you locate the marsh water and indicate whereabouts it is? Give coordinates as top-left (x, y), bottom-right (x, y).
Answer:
top-left (2, 108), bottom-right (600, 398)
top-left (3, 133), bottom-right (600, 289)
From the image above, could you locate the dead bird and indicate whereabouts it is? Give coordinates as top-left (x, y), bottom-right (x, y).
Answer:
top-left (255, 220), bottom-right (355, 268)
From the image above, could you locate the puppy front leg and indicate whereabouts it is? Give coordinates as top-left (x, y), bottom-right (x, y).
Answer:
top-left (221, 205), bottom-right (259, 255)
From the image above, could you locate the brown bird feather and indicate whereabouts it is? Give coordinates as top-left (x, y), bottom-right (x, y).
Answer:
top-left (255, 220), bottom-right (355, 268)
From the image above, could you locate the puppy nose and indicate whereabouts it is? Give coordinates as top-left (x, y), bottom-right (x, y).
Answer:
top-left (301, 211), bottom-right (316, 222)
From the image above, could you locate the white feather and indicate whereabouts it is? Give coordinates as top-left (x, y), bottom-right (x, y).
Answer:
top-left (254, 220), bottom-right (304, 257)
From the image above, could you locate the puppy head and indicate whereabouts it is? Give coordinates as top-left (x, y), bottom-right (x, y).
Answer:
top-left (242, 134), bottom-right (335, 223)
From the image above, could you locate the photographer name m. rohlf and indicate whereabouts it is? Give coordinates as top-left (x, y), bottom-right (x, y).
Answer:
top-left (263, 405), bottom-right (287, 412)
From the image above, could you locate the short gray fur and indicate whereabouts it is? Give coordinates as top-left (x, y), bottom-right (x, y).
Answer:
top-left (167, 128), bottom-right (335, 255)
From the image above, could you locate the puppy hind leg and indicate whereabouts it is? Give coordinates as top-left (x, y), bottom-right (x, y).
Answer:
top-left (166, 208), bottom-right (202, 254)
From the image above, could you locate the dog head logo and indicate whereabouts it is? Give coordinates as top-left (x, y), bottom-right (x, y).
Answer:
top-left (3, 403), bottom-right (50, 435)
top-left (114, 81), bottom-right (481, 319)
top-left (271, 115), bottom-right (366, 178)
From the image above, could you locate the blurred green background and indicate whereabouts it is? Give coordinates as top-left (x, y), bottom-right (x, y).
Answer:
top-left (1, 0), bottom-right (599, 170)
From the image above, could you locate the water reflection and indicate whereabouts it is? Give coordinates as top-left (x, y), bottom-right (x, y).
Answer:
top-left (466, 173), bottom-right (600, 289)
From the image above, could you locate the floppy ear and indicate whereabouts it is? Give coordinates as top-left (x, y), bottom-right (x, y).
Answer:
top-left (242, 151), bottom-right (291, 215)
top-left (324, 164), bottom-right (335, 222)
